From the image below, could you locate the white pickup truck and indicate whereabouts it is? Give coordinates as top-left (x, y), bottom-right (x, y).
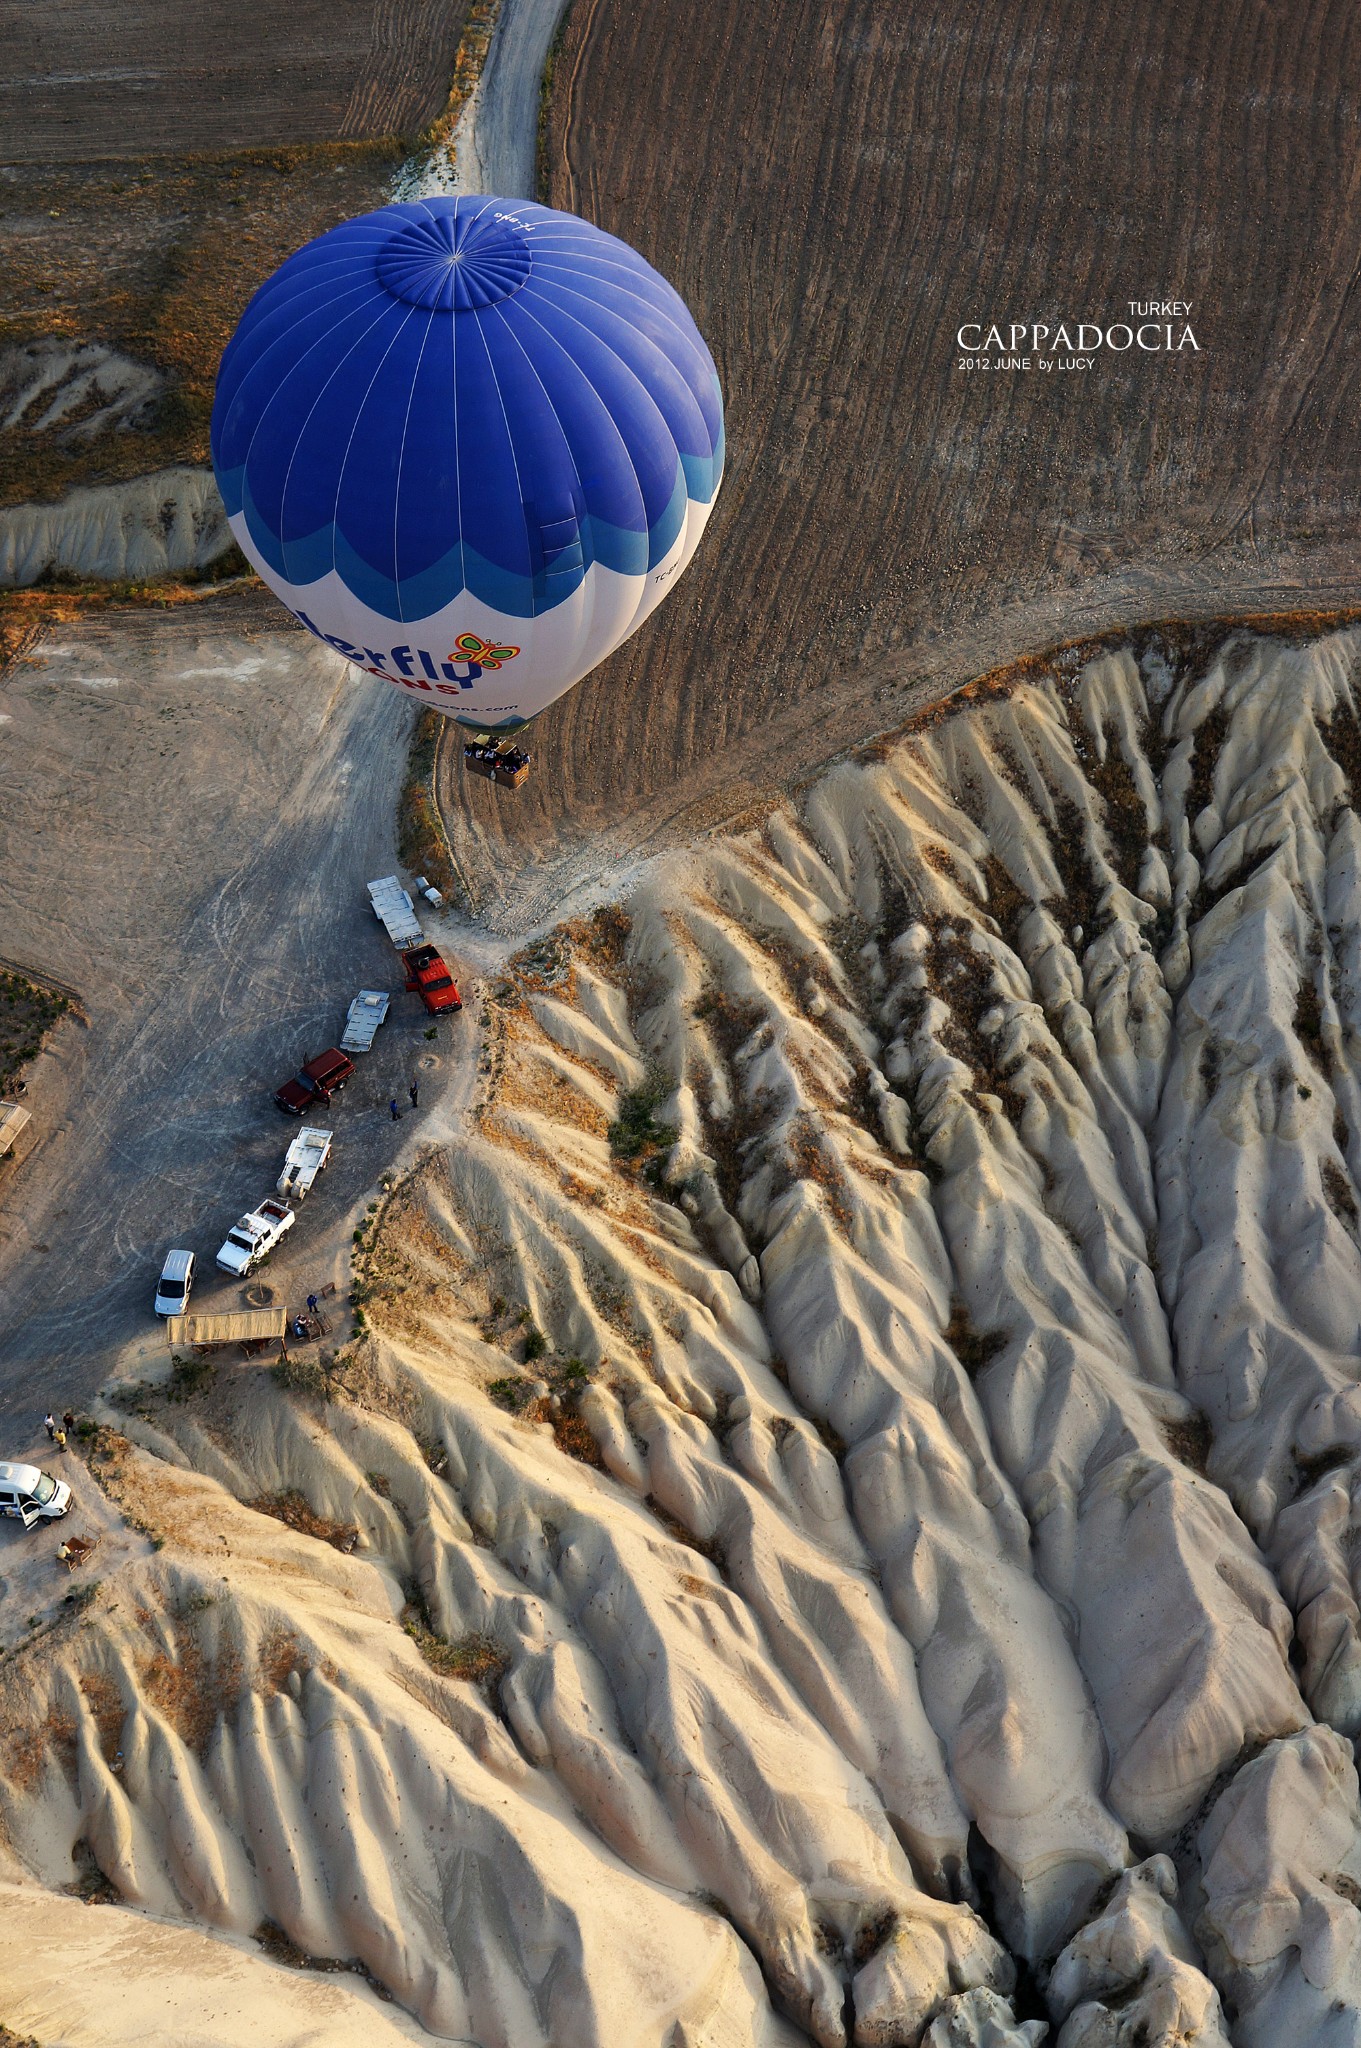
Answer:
top-left (340, 989), bottom-right (390, 1053)
top-left (277, 1127), bottom-right (332, 1201)
top-left (367, 875), bottom-right (424, 951)
top-left (216, 1197), bottom-right (295, 1276)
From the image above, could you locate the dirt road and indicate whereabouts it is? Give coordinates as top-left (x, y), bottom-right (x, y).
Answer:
top-left (0, 591), bottom-right (475, 1428)
top-left (446, 0), bottom-right (568, 197)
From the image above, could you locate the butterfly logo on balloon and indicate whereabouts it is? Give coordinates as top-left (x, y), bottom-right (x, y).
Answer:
top-left (452, 633), bottom-right (520, 673)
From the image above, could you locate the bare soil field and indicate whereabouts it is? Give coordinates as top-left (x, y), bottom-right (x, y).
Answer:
top-left (440, 0), bottom-right (1361, 920)
top-left (0, 144), bottom-right (406, 511)
top-left (0, 0), bottom-right (466, 161)
top-left (0, 0), bottom-right (477, 515)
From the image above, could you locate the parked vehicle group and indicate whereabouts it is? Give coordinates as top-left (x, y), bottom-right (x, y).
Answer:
top-left (144, 874), bottom-right (461, 1321)
top-left (4, 875), bottom-right (465, 1548)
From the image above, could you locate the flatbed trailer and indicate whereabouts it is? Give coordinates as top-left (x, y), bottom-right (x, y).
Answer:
top-left (367, 875), bottom-right (424, 951)
top-left (340, 989), bottom-right (390, 1052)
top-left (277, 1126), bottom-right (333, 1200)
top-left (166, 1307), bottom-right (289, 1355)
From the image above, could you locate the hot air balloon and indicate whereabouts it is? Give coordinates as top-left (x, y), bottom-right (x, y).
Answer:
top-left (210, 195), bottom-right (724, 784)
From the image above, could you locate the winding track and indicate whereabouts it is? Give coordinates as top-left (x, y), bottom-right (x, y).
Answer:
top-left (443, 0), bottom-right (569, 197)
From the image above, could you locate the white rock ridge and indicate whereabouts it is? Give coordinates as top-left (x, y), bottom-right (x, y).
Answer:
top-left (0, 339), bottom-right (167, 441)
top-left (0, 338), bottom-right (235, 587)
top-left (0, 464), bottom-right (232, 586)
top-left (4, 624), bottom-right (1361, 2047)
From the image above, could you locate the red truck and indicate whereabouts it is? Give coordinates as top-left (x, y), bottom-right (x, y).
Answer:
top-left (402, 945), bottom-right (462, 1015)
top-left (274, 1047), bottom-right (356, 1115)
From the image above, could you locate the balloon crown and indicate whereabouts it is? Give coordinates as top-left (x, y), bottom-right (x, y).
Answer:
top-left (377, 209), bottom-right (533, 312)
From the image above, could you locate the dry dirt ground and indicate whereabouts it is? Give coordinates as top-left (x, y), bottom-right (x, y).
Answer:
top-left (439, 0), bottom-right (1361, 925)
top-left (0, 0), bottom-right (464, 161)
top-left (0, 589), bottom-right (476, 1430)
top-left (0, 0), bottom-right (473, 514)
top-left (0, 147), bottom-right (409, 513)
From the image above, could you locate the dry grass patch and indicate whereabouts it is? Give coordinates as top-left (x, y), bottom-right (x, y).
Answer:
top-left (74, 1424), bottom-right (171, 1550)
top-left (247, 1491), bottom-right (358, 1553)
top-left (257, 1624), bottom-right (309, 1697)
top-left (1162, 1411), bottom-right (1213, 1475)
top-left (507, 932), bottom-right (578, 1001)
top-left (561, 904), bottom-right (633, 978)
top-left (254, 1917), bottom-right (386, 1990)
top-left (3, 1708), bottom-right (76, 1792)
top-left (398, 709), bottom-right (458, 900)
top-left (0, 966), bottom-right (74, 1092)
top-left (843, 1149), bottom-right (906, 1192)
top-left (615, 1224), bottom-right (682, 1280)
top-left (403, 1620), bottom-right (508, 1687)
top-left (338, 1343), bottom-right (420, 1425)
top-left (477, 1107), bottom-right (565, 1179)
top-left (140, 1642), bottom-right (216, 1751)
top-left (486, 1356), bottom-right (605, 1468)
top-left (136, 1608), bottom-right (244, 1755)
top-left (784, 1115), bottom-right (854, 1232)
top-left (944, 1301), bottom-right (1008, 1380)
top-left (495, 1052), bottom-right (612, 1138)
top-left (678, 1572), bottom-right (721, 1603)
top-left (79, 1670), bottom-right (126, 1763)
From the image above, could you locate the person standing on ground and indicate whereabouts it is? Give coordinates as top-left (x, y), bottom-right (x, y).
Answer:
top-left (389, 1098), bottom-right (401, 1121)
top-left (53, 1426), bottom-right (67, 1452)
top-left (62, 1408), bottom-right (75, 1435)
top-left (43, 1413), bottom-right (55, 1441)
top-left (409, 1080), bottom-right (419, 1109)
top-left (307, 1293), bottom-right (319, 1317)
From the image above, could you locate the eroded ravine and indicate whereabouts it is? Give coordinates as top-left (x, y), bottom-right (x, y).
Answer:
top-left (6, 625), bottom-right (1361, 2047)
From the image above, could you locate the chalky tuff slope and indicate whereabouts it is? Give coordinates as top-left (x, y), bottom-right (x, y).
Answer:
top-left (6, 626), bottom-right (1361, 2048)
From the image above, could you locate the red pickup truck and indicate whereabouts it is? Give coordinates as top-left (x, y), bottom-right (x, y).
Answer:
top-left (402, 945), bottom-right (462, 1015)
top-left (274, 1046), bottom-right (356, 1115)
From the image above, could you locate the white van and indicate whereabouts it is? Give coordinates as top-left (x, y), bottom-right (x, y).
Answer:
top-left (0, 1461), bottom-right (72, 1530)
top-left (154, 1248), bottom-right (195, 1318)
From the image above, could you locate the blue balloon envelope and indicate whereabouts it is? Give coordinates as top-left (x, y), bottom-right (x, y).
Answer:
top-left (211, 196), bottom-right (724, 730)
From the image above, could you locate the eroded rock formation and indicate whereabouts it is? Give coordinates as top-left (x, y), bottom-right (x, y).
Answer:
top-left (5, 624), bottom-right (1361, 2045)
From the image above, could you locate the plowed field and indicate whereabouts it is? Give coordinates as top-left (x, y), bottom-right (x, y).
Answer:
top-left (440, 0), bottom-right (1361, 923)
top-left (1, 0), bottom-right (464, 160)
